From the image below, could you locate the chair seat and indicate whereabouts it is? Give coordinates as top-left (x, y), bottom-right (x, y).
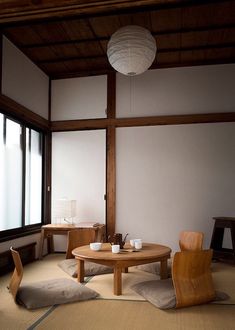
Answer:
top-left (132, 278), bottom-right (176, 309)
top-left (17, 278), bottom-right (99, 309)
top-left (58, 259), bottom-right (113, 278)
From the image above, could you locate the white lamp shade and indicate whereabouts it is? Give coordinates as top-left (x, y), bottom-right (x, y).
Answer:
top-left (107, 25), bottom-right (157, 76)
top-left (53, 199), bottom-right (76, 219)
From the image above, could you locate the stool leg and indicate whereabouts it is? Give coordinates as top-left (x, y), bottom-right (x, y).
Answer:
top-left (231, 226), bottom-right (235, 263)
top-left (210, 227), bottom-right (224, 250)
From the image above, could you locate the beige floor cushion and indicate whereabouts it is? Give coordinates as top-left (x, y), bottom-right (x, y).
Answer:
top-left (16, 278), bottom-right (99, 310)
top-left (132, 279), bottom-right (229, 310)
top-left (135, 260), bottom-right (172, 276)
top-left (58, 259), bottom-right (113, 278)
top-left (131, 279), bottom-right (176, 309)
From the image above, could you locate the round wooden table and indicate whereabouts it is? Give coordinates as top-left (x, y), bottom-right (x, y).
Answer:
top-left (72, 243), bottom-right (171, 295)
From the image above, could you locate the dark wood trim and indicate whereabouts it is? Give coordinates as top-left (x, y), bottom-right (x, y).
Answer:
top-left (0, 0), bottom-right (228, 26)
top-left (107, 73), bottom-right (116, 119)
top-left (51, 68), bottom-right (115, 80)
top-left (39, 54), bottom-right (105, 65)
top-left (44, 131), bottom-right (52, 225)
top-left (0, 93), bottom-right (49, 131)
top-left (51, 118), bottom-right (109, 131)
top-left (20, 23), bottom-right (235, 50)
top-left (21, 125), bottom-right (26, 227)
top-left (106, 72), bottom-right (116, 238)
top-left (48, 78), bottom-right (52, 122)
top-left (51, 112), bottom-right (235, 131)
top-left (37, 41), bottom-right (235, 65)
top-left (0, 33), bottom-right (2, 94)
top-left (113, 112), bottom-right (235, 127)
top-left (106, 126), bottom-right (116, 239)
top-left (44, 78), bottom-right (52, 225)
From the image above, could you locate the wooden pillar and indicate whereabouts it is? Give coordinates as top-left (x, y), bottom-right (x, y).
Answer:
top-left (0, 34), bottom-right (2, 94)
top-left (106, 72), bottom-right (116, 238)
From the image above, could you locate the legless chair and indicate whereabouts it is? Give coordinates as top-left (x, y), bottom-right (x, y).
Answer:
top-left (132, 249), bottom-right (217, 309)
top-left (9, 247), bottom-right (23, 300)
top-left (66, 229), bottom-right (96, 259)
top-left (136, 230), bottom-right (204, 275)
top-left (179, 231), bottom-right (204, 251)
top-left (172, 249), bottom-right (215, 308)
top-left (59, 230), bottom-right (112, 277)
top-left (8, 247), bottom-right (98, 309)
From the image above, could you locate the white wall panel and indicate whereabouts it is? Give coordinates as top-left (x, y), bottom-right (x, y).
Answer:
top-left (116, 64), bottom-right (235, 118)
top-left (51, 130), bottom-right (106, 251)
top-left (2, 37), bottom-right (49, 119)
top-left (116, 123), bottom-right (235, 252)
top-left (51, 75), bottom-right (107, 120)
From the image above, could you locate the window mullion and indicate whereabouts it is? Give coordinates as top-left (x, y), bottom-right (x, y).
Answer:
top-left (21, 125), bottom-right (26, 227)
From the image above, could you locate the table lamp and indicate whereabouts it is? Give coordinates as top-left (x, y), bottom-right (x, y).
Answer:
top-left (53, 199), bottom-right (76, 224)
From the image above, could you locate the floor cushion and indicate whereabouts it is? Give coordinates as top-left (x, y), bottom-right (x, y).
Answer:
top-left (16, 278), bottom-right (99, 310)
top-left (135, 260), bottom-right (172, 276)
top-left (132, 279), bottom-right (229, 309)
top-left (58, 259), bottom-right (113, 278)
top-left (131, 279), bottom-right (176, 309)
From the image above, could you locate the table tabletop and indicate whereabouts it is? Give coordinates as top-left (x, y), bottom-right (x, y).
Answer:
top-left (72, 242), bottom-right (171, 261)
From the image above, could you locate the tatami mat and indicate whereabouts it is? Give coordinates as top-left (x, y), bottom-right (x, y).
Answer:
top-left (0, 254), bottom-right (234, 330)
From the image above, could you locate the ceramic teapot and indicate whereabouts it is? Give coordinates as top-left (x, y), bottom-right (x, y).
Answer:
top-left (108, 233), bottom-right (129, 249)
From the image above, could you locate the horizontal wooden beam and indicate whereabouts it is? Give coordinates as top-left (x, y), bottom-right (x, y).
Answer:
top-left (51, 118), bottom-right (109, 131)
top-left (51, 112), bottom-right (235, 131)
top-left (19, 23), bottom-right (235, 50)
top-left (0, 1), bottom-right (227, 26)
top-left (0, 94), bottom-right (49, 131)
top-left (38, 42), bottom-right (235, 65)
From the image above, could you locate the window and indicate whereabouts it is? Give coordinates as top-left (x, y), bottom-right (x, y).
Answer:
top-left (0, 112), bottom-right (44, 233)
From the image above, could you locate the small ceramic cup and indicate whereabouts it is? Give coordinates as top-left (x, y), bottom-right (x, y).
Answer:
top-left (130, 239), bottom-right (136, 247)
top-left (134, 240), bottom-right (142, 250)
top-left (90, 242), bottom-right (102, 251)
top-left (112, 244), bottom-right (120, 253)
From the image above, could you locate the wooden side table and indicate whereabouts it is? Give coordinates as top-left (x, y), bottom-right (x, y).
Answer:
top-left (38, 223), bottom-right (106, 259)
top-left (210, 217), bottom-right (235, 263)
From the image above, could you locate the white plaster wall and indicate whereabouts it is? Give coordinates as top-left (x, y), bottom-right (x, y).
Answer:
top-left (116, 123), bottom-right (235, 252)
top-left (2, 37), bottom-right (49, 119)
top-left (116, 64), bottom-right (235, 117)
top-left (51, 130), bottom-right (106, 251)
top-left (51, 75), bottom-right (107, 120)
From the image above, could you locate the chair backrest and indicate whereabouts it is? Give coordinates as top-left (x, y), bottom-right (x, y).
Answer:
top-left (66, 229), bottom-right (96, 259)
top-left (179, 231), bottom-right (204, 251)
top-left (9, 247), bottom-right (23, 300)
top-left (172, 249), bottom-right (215, 308)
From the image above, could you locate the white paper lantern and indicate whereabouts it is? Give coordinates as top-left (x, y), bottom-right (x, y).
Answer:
top-left (107, 25), bottom-right (157, 76)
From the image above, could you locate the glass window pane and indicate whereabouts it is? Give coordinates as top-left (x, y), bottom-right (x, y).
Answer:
top-left (0, 114), bottom-right (5, 229)
top-left (0, 118), bottom-right (22, 230)
top-left (25, 128), bottom-right (42, 225)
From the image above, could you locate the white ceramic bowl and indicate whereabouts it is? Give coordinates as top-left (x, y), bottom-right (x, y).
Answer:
top-left (90, 242), bottom-right (102, 251)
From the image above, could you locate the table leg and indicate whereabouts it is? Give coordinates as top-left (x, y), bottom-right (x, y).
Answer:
top-left (38, 229), bottom-right (45, 260)
top-left (114, 267), bottom-right (122, 295)
top-left (47, 234), bottom-right (54, 253)
top-left (122, 267), bottom-right (128, 273)
top-left (77, 259), bottom-right (85, 283)
top-left (160, 258), bottom-right (168, 279)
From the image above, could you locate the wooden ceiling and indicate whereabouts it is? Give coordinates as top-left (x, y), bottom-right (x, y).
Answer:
top-left (0, 0), bottom-right (235, 79)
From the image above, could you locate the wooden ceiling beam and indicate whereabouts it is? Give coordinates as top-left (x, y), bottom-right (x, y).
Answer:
top-left (50, 112), bottom-right (235, 132)
top-left (15, 23), bottom-right (235, 49)
top-left (0, 0), bottom-right (229, 26)
top-left (37, 42), bottom-right (235, 65)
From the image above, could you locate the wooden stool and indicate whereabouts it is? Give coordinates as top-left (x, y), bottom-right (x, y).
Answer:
top-left (210, 217), bottom-right (235, 263)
